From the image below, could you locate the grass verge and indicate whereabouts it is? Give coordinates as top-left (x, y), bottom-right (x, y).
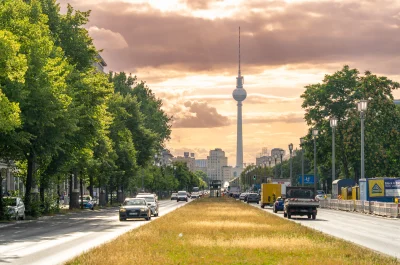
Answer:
top-left (66, 197), bottom-right (399, 265)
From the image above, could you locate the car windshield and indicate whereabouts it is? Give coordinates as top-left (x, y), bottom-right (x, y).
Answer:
top-left (172, 193), bottom-right (177, 196)
top-left (123, 199), bottom-right (146, 206)
top-left (143, 197), bottom-right (155, 202)
top-left (4, 198), bottom-right (16, 206)
top-left (286, 189), bottom-right (315, 199)
top-left (178, 191), bottom-right (186, 195)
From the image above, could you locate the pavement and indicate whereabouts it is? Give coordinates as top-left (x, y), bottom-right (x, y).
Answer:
top-left (248, 202), bottom-right (400, 259)
top-left (0, 199), bottom-right (189, 265)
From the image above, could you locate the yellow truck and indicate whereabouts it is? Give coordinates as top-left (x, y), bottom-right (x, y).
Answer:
top-left (260, 183), bottom-right (282, 208)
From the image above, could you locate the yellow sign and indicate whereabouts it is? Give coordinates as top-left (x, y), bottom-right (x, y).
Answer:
top-left (369, 180), bottom-right (384, 197)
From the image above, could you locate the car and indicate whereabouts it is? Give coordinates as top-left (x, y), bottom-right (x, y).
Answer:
top-left (171, 193), bottom-right (178, 200)
top-left (246, 193), bottom-right (259, 204)
top-left (239, 193), bottom-right (248, 201)
top-left (136, 194), bottom-right (159, 217)
top-left (315, 190), bottom-right (326, 201)
top-left (273, 197), bottom-right (284, 213)
top-left (177, 191), bottom-right (188, 202)
top-left (119, 198), bottom-right (151, 221)
top-left (4, 197), bottom-right (25, 220)
top-left (79, 195), bottom-right (96, 210)
top-left (191, 193), bottom-right (200, 199)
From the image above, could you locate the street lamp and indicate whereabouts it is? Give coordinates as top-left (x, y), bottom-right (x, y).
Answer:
top-left (288, 143), bottom-right (293, 185)
top-left (358, 100), bottom-right (368, 180)
top-left (274, 154), bottom-right (278, 178)
top-left (268, 157), bottom-right (272, 168)
top-left (312, 128), bottom-right (319, 191)
top-left (280, 149), bottom-right (284, 178)
top-left (330, 117), bottom-right (338, 184)
top-left (300, 138), bottom-right (305, 186)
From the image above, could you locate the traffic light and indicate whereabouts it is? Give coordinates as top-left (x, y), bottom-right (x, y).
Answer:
top-left (253, 175), bottom-right (256, 180)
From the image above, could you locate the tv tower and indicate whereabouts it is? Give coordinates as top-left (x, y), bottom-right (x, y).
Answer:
top-left (232, 27), bottom-right (247, 169)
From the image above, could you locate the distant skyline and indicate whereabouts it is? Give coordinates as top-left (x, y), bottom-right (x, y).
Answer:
top-left (58, 0), bottom-right (400, 166)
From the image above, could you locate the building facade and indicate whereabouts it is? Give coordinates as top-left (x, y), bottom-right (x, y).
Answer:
top-left (195, 159), bottom-right (208, 174)
top-left (173, 152), bottom-right (196, 172)
top-left (222, 166), bottom-right (233, 184)
top-left (207, 148), bottom-right (228, 182)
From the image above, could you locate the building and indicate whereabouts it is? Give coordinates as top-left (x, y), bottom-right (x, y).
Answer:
top-left (222, 166), bottom-right (233, 184)
top-left (207, 148), bottom-right (228, 182)
top-left (173, 152), bottom-right (196, 172)
top-left (159, 149), bottom-right (174, 166)
top-left (1, 161), bottom-right (22, 196)
top-left (195, 159), bottom-right (208, 174)
top-left (93, 54), bottom-right (107, 73)
top-left (232, 27), bottom-right (247, 169)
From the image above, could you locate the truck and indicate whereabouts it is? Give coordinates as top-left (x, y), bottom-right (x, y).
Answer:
top-left (283, 187), bottom-right (319, 219)
top-left (260, 183), bottom-right (282, 208)
top-left (228, 186), bottom-right (241, 198)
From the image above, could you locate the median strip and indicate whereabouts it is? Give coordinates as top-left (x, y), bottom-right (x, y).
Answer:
top-left (66, 197), bottom-right (399, 265)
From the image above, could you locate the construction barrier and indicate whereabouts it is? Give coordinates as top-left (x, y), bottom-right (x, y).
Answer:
top-left (318, 199), bottom-right (399, 218)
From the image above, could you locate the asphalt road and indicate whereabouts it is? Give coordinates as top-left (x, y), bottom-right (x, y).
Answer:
top-left (0, 199), bottom-right (189, 265)
top-left (249, 202), bottom-right (400, 259)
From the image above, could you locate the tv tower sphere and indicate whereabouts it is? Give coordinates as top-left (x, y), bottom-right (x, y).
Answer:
top-left (233, 87), bottom-right (247, 102)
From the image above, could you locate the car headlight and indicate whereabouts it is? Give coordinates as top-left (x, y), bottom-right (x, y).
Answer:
top-left (140, 208), bottom-right (147, 212)
top-left (120, 208), bottom-right (126, 212)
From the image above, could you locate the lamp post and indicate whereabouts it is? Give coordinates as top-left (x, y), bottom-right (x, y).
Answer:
top-left (330, 117), bottom-right (338, 184)
top-left (300, 138), bottom-right (305, 186)
top-left (268, 157), bottom-right (272, 168)
top-left (312, 128), bottom-right (319, 191)
top-left (358, 100), bottom-right (368, 180)
top-left (274, 154), bottom-right (278, 178)
top-left (280, 149), bottom-right (284, 178)
top-left (288, 143), bottom-right (293, 185)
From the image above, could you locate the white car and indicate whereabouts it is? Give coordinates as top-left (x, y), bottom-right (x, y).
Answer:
top-left (315, 190), bottom-right (326, 201)
top-left (136, 194), bottom-right (159, 217)
top-left (4, 197), bottom-right (25, 220)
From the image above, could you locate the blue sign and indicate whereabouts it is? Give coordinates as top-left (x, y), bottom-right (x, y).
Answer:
top-left (297, 175), bottom-right (314, 184)
top-left (384, 179), bottom-right (400, 197)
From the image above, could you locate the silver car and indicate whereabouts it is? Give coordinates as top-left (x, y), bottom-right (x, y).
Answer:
top-left (136, 194), bottom-right (159, 217)
top-left (4, 197), bottom-right (25, 220)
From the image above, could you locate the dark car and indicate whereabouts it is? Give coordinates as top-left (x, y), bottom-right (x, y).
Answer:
top-left (171, 193), bottom-right (178, 200)
top-left (246, 193), bottom-right (259, 204)
top-left (119, 198), bottom-right (151, 221)
top-left (177, 191), bottom-right (188, 202)
top-left (273, 197), bottom-right (284, 213)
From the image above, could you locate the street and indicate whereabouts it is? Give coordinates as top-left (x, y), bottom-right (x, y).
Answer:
top-left (253, 203), bottom-right (400, 259)
top-left (0, 200), bottom-right (188, 265)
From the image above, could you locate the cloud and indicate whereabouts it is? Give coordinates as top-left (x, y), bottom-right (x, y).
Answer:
top-left (243, 113), bottom-right (305, 124)
top-left (173, 101), bottom-right (230, 128)
top-left (58, 0), bottom-right (400, 75)
top-left (88, 26), bottom-right (128, 50)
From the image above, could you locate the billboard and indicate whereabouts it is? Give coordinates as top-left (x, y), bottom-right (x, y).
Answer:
top-left (368, 179), bottom-right (384, 197)
top-left (384, 179), bottom-right (400, 197)
top-left (297, 175), bottom-right (314, 184)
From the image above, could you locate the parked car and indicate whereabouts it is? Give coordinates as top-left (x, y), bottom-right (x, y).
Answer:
top-left (177, 191), bottom-right (188, 202)
top-left (119, 198), bottom-right (151, 221)
top-left (136, 194), bottom-right (159, 217)
top-left (79, 195), bottom-right (96, 210)
top-left (246, 193), bottom-right (259, 204)
top-left (171, 193), bottom-right (178, 200)
top-left (273, 197), bottom-right (284, 213)
top-left (4, 197), bottom-right (25, 220)
top-left (239, 193), bottom-right (248, 201)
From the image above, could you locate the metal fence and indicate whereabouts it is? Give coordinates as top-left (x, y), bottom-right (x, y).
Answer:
top-left (319, 199), bottom-right (399, 218)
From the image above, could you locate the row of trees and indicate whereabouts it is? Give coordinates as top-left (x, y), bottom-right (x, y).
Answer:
top-left (240, 65), bottom-right (400, 192)
top-left (0, 0), bottom-right (183, 219)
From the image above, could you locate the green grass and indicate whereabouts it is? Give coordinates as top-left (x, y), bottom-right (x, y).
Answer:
top-left (66, 197), bottom-right (400, 265)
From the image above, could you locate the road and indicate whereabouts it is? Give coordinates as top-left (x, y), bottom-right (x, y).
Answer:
top-left (0, 199), bottom-right (188, 265)
top-left (251, 202), bottom-right (400, 259)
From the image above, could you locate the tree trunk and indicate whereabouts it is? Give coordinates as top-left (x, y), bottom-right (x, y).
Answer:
top-left (57, 175), bottom-right (60, 208)
top-left (69, 173), bottom-right (72, 210)
top-left (0, 171), bottom-right (4, 220)
top-left (89, 175), bottom-right (94, 198)
top-left (80, 176), bottom-right (83, 209)
top-left (24, 152), bottom-right (34, 215)
top-left (338, 129), bottom-right (350, 178)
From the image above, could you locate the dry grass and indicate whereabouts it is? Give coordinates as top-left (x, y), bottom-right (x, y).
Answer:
top-left (66, 197), bottom-right (400, 265)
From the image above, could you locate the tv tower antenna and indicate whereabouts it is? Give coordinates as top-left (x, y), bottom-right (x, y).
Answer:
top-left (238, 26), bottom-right (241, 77)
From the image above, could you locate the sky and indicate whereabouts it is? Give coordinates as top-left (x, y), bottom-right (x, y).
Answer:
top-left (58, 0), bottom-right (400, 166)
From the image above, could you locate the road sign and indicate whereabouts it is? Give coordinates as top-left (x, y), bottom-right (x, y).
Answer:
top-left (297, 175), bottom-right (314, 184)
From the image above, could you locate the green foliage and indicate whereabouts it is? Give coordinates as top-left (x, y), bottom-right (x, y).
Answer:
top-left (301, 65), bottom-right (400, 184)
